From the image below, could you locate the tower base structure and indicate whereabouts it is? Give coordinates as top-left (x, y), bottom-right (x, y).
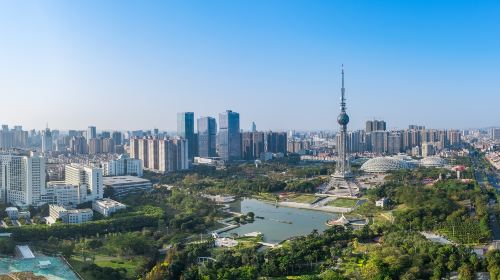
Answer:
top-left (323, 176), bottom-right (360, 197)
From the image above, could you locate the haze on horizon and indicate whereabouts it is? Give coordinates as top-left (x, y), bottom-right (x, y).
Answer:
top-left (0, 0), bottom-right (499, 132)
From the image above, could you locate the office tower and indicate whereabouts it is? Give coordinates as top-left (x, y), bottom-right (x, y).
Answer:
top-left (88, 138), bottom-right (102, 155)
top-left (87, 126), bottom-right (97, 142)
top-left (0, 152), bottom-right (46, 205)
top-left (112, 131), bottom-right (122, 145)
top-left (103, 155), bottom-right (143, 177)
top-left (197, 117), bottom-right (217, 158)
top-left (266, 132), bottom-right (287, 154)
top-left (387, 132), bottom-right (402, 155)
top-left (251, 122), bottom-right (257, 132)
top-left (491, 128), bottom-right (500, 140)
top-left (371, 131), bottom-right (388, 154)
top-left (41, 128), bottom-right (53, 153)
top-left (177, 112), bottom-right (195, 159)
top-left (241, 132), bottom-right (264, 160)
top-left (333, 68), bottom-right (352, 178)
top-left (218, 110), bottom-right (241, 161)
top-left (241, 132), bottom-right (254, 160)
top-left (421, 142), bottom-right (435, 157)
top-left (65, 164), bottom-right (103, 201)
top-left (366, 120), bottom-right (387, 133)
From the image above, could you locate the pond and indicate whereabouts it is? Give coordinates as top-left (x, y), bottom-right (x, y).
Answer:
top-left (224, 198), bottom-right (338, 243)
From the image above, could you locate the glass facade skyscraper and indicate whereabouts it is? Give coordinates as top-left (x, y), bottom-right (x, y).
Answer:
top-left (218, 110), bottom-right (240, 161)
top-left (197, 117), bottom-right (217, 157)
top-left (177, 112), bottom-right (195, 159)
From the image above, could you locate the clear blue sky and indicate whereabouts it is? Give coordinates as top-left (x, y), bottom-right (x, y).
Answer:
top-left (0, 0), bottom-right (499, 131)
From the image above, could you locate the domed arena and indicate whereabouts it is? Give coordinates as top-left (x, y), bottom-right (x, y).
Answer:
top-left (360, 157), bottom-right (413, 173)
top-left (420, 156), bottom-right (446, 167)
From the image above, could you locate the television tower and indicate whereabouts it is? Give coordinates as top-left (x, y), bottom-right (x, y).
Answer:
top-left (334, 65), bottom-right (352, 178)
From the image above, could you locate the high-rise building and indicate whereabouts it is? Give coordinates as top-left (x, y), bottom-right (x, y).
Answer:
top-left (347, 130), bottom-right (364, 153)
top-left (409, 125), bottom-right (425, 130)
top-left (147, 138), bottom-right (159, 171)
top-left (177, 112), bottom-right (195, 159)
top-left (366, 120), bottom-right (386, 133)
top-left (158, 138), bottom-right (189, 173)
top-left (87, 126), bottom-right (97, 142)
top-left (41, 128), bottom-right (53, 153)
top-left (448, 130), bottom-right (462, 147)
top-left (371, 131), bottom-right (388, 154)
top-left (138, 138), bottom-right (149, 169)
top-left (103, 155), bottom-right (143, 177)
top-left (88, 138), bottom-right (102, 155)
top-left (112, 131), bottom-right (123, 145)
top-left (69, 136), bottom-right (87, 154)
top-left (218, 110), bottom-right (241, 161)
top-left (129, 137), bottom-right (139, 159)
top-left (491, 128), bottom-right (500, 140)
top-left (0, 152), bottom-right (46, 205)
top-left (266, 132), bottom-right (287, 154)
top-left (251, 122), bottom-right (257, 132)
top-left (241, 132), bottom-right (265, 160)
top-left (130, 137), bottom-right (189, 173)
top-left (387, 132), bottom-right (402, 155)
top-left (101, 138), bottom-right (115, 154)
top-left (197, 117), bottom-right (217, 158)
top-left (100, 131), bottom-right (111, 139)
top-left (65, 164), bottom-right (103, 201)
top-left (421, 142), bottom-right (435, 157)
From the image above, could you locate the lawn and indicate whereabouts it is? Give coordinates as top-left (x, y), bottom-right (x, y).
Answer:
top-left (326, 198), bottom-right (359, 208)
top-left (287, 194), bottom-right (319, 204)
top-left (70, 255), bottom-right (142, 279)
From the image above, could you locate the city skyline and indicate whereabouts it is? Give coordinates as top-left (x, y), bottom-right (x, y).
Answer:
top-left (1, 1), bottom-right (500, 130)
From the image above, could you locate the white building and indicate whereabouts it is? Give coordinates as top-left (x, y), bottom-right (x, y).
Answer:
top-left (0, 152), bottom-right (46, 206)
top-left (65, 164), bottom-right (103, 201)
top-left (5, 207), bottom-right (18, 219)
top-left (375, 198), bottom-right (389, 208)
top-left (102, 176), bottom-right (152, 197)
top-left (47, 204), bottom-right (93, 225)
top-left (130, 137), bottom-right (189, 174)
top-left (42, 182), bottom-right (84, 206)
top-left (102, 155), bottom-right (143, 177)
top-left (92, 198), bottom-right (126, 217)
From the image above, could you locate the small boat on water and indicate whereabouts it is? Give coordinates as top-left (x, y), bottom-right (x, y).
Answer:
top-left (270, 218), bottom-right (292, 224)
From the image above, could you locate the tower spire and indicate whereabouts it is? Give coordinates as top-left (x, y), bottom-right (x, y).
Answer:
top-left (341, 64), bottom-right (346, 113)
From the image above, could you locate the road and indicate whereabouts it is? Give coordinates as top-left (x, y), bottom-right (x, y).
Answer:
top-left (470, 150), bottom-right (500, 239)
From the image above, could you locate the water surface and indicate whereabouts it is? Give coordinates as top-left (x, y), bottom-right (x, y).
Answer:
top-left (224, 198), bottom-right (337, 243)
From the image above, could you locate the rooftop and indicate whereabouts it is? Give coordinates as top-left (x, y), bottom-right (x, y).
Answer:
top-left (103, 176), bottom-right (151, 186)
